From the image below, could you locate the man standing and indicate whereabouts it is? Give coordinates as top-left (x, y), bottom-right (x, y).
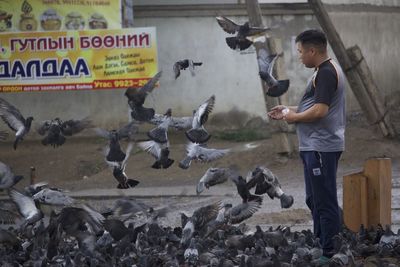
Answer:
top-left (268, 29), bottom-right (345, 263)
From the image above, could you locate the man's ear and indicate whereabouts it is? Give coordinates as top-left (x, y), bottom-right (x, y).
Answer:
top-left (309, 46), bottom-right (316, 56)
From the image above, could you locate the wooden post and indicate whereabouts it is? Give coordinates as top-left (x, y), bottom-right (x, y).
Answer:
top-left (347, 45), bottom-right (396, 137)
top-left (308, 0), bottom-right (395, 137)
top-left (343, 172), bottom-right (368, 232)
top-left (246, 0), bottom-right (294, 156)
top-left (30, 166), bottom-right (36, 185)
top-left (363, 158), bottom-right (392, 227)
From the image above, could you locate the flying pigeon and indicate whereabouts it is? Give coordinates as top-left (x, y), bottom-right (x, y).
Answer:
top-left (227, 200), bottom-right (261, 224)
top-left (181, 201), bottom-right (221, 246)
top-left (246, 166), bottom-right (294, 209)
top-left (32, 188), bottom-right (75, 206)
top-left (179, 142), bottom-right (230, 169)
top-left (137, 140), bottom-right (174, 169)
top-left (125, 71), bottom-right (162, 122)
top-left (173, 59), bottom-right (203, 79)
top-left (0, 97), bottom-right (34, 149)
top-left (216, 16), bottom-right (270, 51)
top-left (196, 167), bottom-right (239, 195)
top-left (147, 108), bottom-right (172, 144)
top-left (0, 161), bottom-right (24, 190)
top-left (37, 117), bottom-right (92, 147)
top-left (257, 48), bottom-right (290, 97)
top-left (9, 189), bottom-right (43, 229)
top-left (150, 113), bottom-right (193, 131)
top-left (95, 121), bottom-right (138, 165)
top-left (185, 95), bottom-right (215, 144)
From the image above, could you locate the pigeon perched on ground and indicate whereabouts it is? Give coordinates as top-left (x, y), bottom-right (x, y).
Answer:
top-left (9, 189), bottom-right (43, 229)
top-left (196, 167), bottom-right (239, 194)
top-left (37, 117), bottom-right (92, 147)
top-left (179, 142), bottom-right (230, 169)
top-left (257, 48), bottom-right (290, 97)
top-left (185, 95), bottom-right (215, 143)
top-left (173, 59), bottom-right (203, 79)
top-left (138, 140), bottom-right (174, 169)
top-left (216, 16), bottom-right (270, 51)
top-left (184, 238), bottom-right (199, 265)
top-left (125, 71), bottom-right (162, 122)
top-left (0, 161), bottom-right (24, 190)
top-left (246, 166), bottom-right (294, 209)
top-left (0, 97), bottom-right (34, 149)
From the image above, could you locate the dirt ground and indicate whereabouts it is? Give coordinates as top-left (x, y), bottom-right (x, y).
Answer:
top-left (1, 110), bottom-right (400, 228)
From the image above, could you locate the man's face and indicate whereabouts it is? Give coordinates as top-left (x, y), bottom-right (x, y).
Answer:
top-left (296, 42), bottom-right (315, 68)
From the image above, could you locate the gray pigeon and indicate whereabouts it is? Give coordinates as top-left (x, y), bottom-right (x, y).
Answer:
top-left (112, 198), bottom-right (150, 217)
top-left (196, 167), bottom-right (238, 194)
top-left (173, 59), bottom-right (203, 79)
top-left (32, 188), bottom-right (75, 206)
top-left (95, 121), bottom-right (138, 165)
top-left (246, 166), bottom-right (294, 209)
top-left (0, 97), bottom-right (34, 149)
top-left (179, 142), bottom-right (230, 169)
top-left (147, 108), bottom-right (172, 144)
top-left (125, 71), bottom-right (162, 122)
top-left (9, 189), bottom-right (43, 228)
top-left (227, 200), bottom-right (261, 224)
top-left (37, 117), bottom-right (92, 147)
top-left (112, 163), bottom-right (140, 189)
top-left (137, 140), bottom-right (174, 169)
top-left (0, 161), bottom-right (24, 190)
top-left (216, 16), bottom-right (270, 51)
top-left (257, 48), bottom-right (289, 97)
top-left (181, 201), bottom-right (221, 246)
top-left (184, 238), bottom-right (199, 265)
top-left (150, 113), bottom-right (193, 131)
top-left (185, 95), bottom-right (215, 143)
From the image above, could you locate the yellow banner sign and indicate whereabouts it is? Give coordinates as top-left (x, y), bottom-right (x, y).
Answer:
top-left (0, 0), bottom-right (121, 32)
top-left (0, 28), bottom-right (159, 92)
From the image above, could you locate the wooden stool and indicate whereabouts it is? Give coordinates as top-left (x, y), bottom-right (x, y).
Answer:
top-left (343, 158), bottom-right (392, 232)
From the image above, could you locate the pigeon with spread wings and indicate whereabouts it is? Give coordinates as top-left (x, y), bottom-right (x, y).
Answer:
top-left (95, 123), bottom-right (139, 189)
top-left (257, 48), bottom-right (290, 97)
top-left (0, 97), bottom-right (34, 150)
top-left (173, 59), bottom-right (203, 79)
top-left (125, 71), bottom-right (162, 122)
top-left (185, 95), bottom-right (215, 144)
top-left (37, 117), bottom-right (92, 147)
top-left (179, 142), bottom-right (230, 170)
top-left (216, 16), bottom-right (269, 51)
top-left (0, 161), bottom-right (24, 190)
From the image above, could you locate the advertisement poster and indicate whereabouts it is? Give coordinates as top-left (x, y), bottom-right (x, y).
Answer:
top-left (0, 27), bottom-right (159, 92)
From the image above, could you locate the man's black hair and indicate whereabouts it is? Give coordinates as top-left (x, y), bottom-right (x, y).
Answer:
top-left (295, 29), bottom-right (327, 51)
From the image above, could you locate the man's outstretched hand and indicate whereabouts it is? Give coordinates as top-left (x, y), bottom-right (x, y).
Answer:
top-left (268, 105), bottom-right (287, 120)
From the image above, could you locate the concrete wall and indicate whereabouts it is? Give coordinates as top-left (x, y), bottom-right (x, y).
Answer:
top-left (0, 4), bottom-right (399, 133)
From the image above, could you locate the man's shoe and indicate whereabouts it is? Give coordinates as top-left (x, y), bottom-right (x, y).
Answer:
top-left (317, 255), bottom-right (330, 266)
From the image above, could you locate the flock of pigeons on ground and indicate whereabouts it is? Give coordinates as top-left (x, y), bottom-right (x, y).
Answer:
top-left (0, 16), bottom-right (397, 266)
